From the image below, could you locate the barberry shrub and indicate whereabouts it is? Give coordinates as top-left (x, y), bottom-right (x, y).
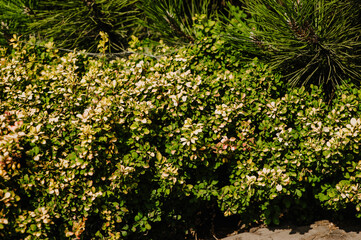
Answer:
top-left (2, 34), bottom-right (361, 239)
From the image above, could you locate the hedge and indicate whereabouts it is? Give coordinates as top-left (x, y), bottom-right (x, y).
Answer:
top-left (1, 34), bottom-right (361, 239)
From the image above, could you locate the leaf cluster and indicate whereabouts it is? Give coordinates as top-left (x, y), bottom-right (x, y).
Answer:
top-left (2, 36), bottom-right (361, 239)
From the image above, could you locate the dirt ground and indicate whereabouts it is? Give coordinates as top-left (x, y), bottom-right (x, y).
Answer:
top-left (219, 219), bottom-right (361, 240)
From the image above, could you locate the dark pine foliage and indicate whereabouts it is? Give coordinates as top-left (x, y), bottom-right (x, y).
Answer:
top-left (224, 0), bottom-right (361, 100)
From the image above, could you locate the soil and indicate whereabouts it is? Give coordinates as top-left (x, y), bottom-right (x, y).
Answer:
top-left (191, 215), bottom-right (361, 240)
top-left (219, 219), bottom-right (361, 240)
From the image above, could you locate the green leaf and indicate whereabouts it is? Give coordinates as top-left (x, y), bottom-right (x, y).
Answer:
top-left (317, 193), bottom-right (329, 202)
top-left (208, 20), bottom-right (216, 27)
top-left (132, 152), bottom-right (139, 159)
top-left (68, 152), bottom-right (77, 160)
top-left (30, 224), bottom-right (37, 231)
top-left (99, 136), bottom-right (107, 142)
top-left (323, 150), bottom-right (331, 157)
top-left (130, 122), bottom-right (139, 130)
top-left (156, 151), bottom-right (162, 161)
top-left (145, 223), bottom-right (151, 230)
top-left (33, 146), bottom-right (40, 155)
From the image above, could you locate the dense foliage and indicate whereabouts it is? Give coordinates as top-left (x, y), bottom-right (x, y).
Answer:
top-left (137, 0), bottom-right (222, 44)
top-left (2, 0), bottom-right (361, 239)
top-left (2, 30), bottom-right (361, 239)
top-left (0, 0), bottom-right (229, 51)
top-left (3, 0), bottom-right (361, 97)
top-left (28, 0), bottom-right (139, 52)
top-left (224, 0), bottom-right (361, 98)
top-left (0, 0), bottom-right (36, 45)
